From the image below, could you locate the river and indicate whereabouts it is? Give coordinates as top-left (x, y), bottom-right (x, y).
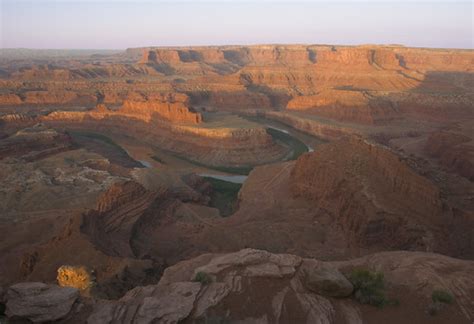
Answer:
top-left (198, 173), bottom-right (247, 184)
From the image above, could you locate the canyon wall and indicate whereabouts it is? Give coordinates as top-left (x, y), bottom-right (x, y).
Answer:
top-left (286, 89), bottom-right (399, 124)
top-left (39, 101), bottom-right (287, 167)
top-left (139, 45), bottom-right (473, 72)
top-left (81, 181), bottom-right (160, 258)
top-left (2, 45), bottom-right (472, 126)
top-left (425, 131), bottom-right (474, 181)
top-left (290, 137), bottom-right (444, 250)
top-left (252, 110), bottom-right (362, 140)
top-left (43, 96), bottom-right (201, 125)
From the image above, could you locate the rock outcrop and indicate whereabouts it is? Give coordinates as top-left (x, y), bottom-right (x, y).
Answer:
top-left (5, 282), bottom-right (79, 323)
top-left (81, 180), bottom-right (160, 257)
top-left (44, 94), bottom-right (200, 125)
top-left (85, 248), bottom-right (474, 324)
top-left (0, 123), bottom-right (73, 161)
top-left (300, 260), bottom-right (354, 297)
top-left (120, 99), bottom-right (202, 124)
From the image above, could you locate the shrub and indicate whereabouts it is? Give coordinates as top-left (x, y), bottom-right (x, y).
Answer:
top-left (194, 271), bottom-right (212, 285)
top-left (348, 269), bottom-right (389, 308)
top-left (432, 289), bottom-right (454, 304)
top-left (57, 265), bottom-right (95, 291)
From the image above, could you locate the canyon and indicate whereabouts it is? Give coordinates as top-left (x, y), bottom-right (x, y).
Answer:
top-left (0, 45), bottom-right (473, 323)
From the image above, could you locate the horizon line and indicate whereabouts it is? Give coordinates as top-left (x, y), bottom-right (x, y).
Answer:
top-left (1, 42), bottom-right (473, 51)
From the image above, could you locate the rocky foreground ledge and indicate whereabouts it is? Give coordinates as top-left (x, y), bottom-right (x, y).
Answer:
top-left (3, 248), bottom-right (474, 323)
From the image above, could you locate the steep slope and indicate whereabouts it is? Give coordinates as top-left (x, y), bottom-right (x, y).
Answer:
top-left (290, 137), bottom-right (444, 250)
top-left (425, 131), bottom-right (474, 181)
top-left (81, 181), bottom-right (160, 258)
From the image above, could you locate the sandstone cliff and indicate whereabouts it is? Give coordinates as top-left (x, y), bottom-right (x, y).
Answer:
top-left (286, 89), bottom-right (399, 124)
top-left (39, 101), bottom-right (287, 167)
top-left (291, 137), bottom-right (445, 250)
top-left (3, 45), bottom-right (472, 127)
top-left (81, 181), bottom-right (160, 258)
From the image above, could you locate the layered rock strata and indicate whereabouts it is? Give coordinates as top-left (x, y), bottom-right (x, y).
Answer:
top-left (291, 137), bottom-right (444, 249)
top-left (39, 102), bottom-right (287, 167)
top-left (83, 248), bottom-right (474, 324)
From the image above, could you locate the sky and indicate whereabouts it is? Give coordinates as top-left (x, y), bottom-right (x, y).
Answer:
top-left (0, 0), bottom-right (472, 49)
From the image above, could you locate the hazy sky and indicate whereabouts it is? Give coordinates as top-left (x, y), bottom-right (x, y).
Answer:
top-left (1, 0), bottom-right (472, 49)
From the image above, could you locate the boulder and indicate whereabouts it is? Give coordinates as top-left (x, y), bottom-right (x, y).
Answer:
top-left (6, 282), bottom-right (79, 323)
top-left (87, 282), bottom-right (201, 324)
top-left (300, 260), bottom-right (353, 297)
top-left (192, 248), bottom-right (302, 279)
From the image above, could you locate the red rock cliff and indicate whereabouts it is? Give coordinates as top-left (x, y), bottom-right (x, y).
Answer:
top-left (291, 137), bottom-right (443, 250)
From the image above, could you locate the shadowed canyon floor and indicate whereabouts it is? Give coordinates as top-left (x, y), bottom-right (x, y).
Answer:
top-left (0, 45), bottom-right (473, 323)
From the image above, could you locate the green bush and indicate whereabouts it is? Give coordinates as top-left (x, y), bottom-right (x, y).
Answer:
top-left (194, 271), bottom-right (212, 285)
top-left (349, 269), bottom-right (389, 308)
top-left (432, 289), bottom-right (454, 304)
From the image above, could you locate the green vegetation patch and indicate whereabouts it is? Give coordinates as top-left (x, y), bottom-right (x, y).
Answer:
top-left (266, 128), bottom-right (308, 161)
top-left (432, 289), bottom-right (454, 304)
top-left (194, 271), bottom-right (212, 285)
top-left (348, 269), bottom-right (398, 308)
top-left (203, 177), bottom-right (242, 217)
top-left (427, 289), bottom-right (455, 316)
